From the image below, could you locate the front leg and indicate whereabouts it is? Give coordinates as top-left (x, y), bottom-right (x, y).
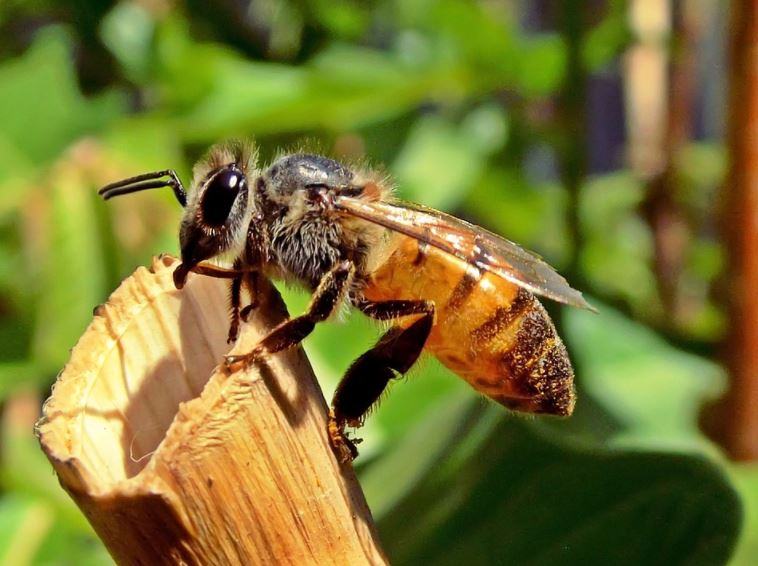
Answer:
top-left (224, 261), bottom-right (355, 371)
top-left (227, 274), bottom-right (243, 344)
top-left (174, 261), bottom-right (251, 289)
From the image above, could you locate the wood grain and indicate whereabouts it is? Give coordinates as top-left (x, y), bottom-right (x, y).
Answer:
top-left (36, 255), bottom-right (386, 565)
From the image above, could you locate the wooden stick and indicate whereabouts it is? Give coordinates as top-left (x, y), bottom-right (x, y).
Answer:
top-left (36, 255), bottom-right (387, 565)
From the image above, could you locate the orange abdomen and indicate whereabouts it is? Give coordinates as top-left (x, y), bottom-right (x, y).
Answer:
top-left (363, 236), bottom-right (575, 416)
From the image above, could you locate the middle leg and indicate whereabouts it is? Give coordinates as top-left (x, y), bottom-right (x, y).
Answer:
top-left (224, 261), bottom-right (355, 371)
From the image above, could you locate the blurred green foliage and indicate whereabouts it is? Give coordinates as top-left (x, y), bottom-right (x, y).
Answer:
top-left (0, 1), bottom-right (753, 564)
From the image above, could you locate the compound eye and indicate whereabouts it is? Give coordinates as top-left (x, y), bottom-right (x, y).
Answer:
top-left (201, 169), bottom-right (245, 226)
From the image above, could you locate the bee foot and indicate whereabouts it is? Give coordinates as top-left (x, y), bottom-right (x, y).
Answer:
top-left (328, 411), bottom-right (359, 463)
top-left (223, 356), bottom-right (245, 373)
top-left (223, 349), bottom-right (264, 373)
top-left (226, 325), bottom-right (240, 344)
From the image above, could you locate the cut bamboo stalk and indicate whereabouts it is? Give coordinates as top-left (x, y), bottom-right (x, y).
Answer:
top-left (36, 255), bottom-right (387, 565)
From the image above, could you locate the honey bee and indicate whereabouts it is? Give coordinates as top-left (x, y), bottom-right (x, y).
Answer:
top-left (99, 140), bottom-right (593, 462)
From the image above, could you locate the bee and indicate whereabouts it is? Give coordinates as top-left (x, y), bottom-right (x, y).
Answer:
top-left (99, 140), bottom-right (594, 462)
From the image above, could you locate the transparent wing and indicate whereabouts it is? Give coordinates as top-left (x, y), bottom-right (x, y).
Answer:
top-left (334, 196), bottom-right (595, 311)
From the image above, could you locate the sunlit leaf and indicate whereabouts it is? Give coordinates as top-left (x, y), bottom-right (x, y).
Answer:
top-left (0, 28), bottom-right (123, 164)
top-left (0, 495), bottom-right (54, 565)
top-left (100, 2), bottom-right (155, 81)
top-left (565, 303), bottom-right (726, 450)
top-left (392, 116), bottom-right (485, 209)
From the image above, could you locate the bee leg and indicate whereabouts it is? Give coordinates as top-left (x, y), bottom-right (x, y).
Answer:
top-left (227, 268), bottom-right (244, 344)
top-left (239, 271), bottom-right (260, 322)
top-left (329, 300), bottom-right (435, 462)
top-left (228, 272), bottom-right (265, 342)
top-left (174, 262), bottom-right (248, 289)
top-left (224, 261), bottom-right (355, 372)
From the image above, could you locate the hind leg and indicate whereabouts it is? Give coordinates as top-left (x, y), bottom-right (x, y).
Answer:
top-left (329, 299), bottom-right (435, 462)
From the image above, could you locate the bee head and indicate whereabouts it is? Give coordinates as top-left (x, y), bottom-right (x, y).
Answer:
top-left (174, 142), bottom-right (256, 287)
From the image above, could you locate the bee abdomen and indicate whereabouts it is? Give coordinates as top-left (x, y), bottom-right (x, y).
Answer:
top-left (438, 287), bottom-right (575, 416)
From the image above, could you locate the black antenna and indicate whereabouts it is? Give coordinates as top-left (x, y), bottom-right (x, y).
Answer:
top-left (98, 170), bottom-right (187, 207)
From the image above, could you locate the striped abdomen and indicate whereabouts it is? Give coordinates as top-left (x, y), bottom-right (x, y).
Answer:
top-left (362, 236), bottom-right (576, 416)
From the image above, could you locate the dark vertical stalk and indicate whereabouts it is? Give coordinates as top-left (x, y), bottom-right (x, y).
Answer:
top-left (558, 2), bottom-right (588, 281)
top-left (705, 0), bottom-right (758, 461)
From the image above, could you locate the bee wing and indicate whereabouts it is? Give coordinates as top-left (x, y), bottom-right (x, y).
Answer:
top-left (334, 196), bottom-right (595, 311)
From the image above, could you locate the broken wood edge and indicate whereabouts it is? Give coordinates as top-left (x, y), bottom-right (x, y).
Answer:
top-left (36, 255), bottom-right (387, 565)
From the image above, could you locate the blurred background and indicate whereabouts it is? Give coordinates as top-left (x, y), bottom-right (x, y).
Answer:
top-left (0, 0), bottom-right (755, 564)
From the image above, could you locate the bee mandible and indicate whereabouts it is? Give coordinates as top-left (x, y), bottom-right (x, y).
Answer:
top-left (99, 141), bottom-right (594, 462)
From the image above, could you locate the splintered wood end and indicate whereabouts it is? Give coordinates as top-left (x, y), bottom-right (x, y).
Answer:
top-left (36, 256), bottom-right (386, 566)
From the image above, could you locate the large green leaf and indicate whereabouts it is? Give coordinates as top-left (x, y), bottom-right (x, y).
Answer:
top-left (379, 413), bottom-right (741, 566)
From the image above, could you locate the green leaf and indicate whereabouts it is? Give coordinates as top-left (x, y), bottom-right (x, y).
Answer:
top-left (580, 172), bottom-right (659, 314)
top-left (100, 1), bottom-right (156, 82)
top-left (360, 395), bottom-right (498, 518)
top-left (0, 362), bottom-right (47, 402)
top-left (0, 495), bottom-right (54, 565)
top-left (582, 2), bottom-right (630, 71)
top-left (515, 35), bottom-right (567, 96)
top-left (31, 166), bottom-right (108, 373)
top-left (729, 464), bottom-right (758, 566)
top-left (379, 415), bottom-right (742, 566)
top-left (0, 494), bottom-right (109, 566)
top-left (154, 20), bottom-right (481, 141)
top-left (392, 116), bottom-right (485, 210)
top-left (311, 0), bottom-right (370, 39)
top-left (30, 520), bottom-right (112, 566)
top-left (0, 27), bottom-right (123, 164)
top-left (0, 136), bottom-right (37, 214)
top-left (406, 0), bottom-right (518, 78)
top-left (1, 397), bottom-right (92, 534)
top-left (565, 304), bottom-right (726, 450)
